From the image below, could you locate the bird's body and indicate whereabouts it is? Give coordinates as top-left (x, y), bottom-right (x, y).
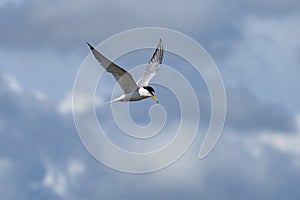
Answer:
top-left (110, 88), bottom-right (150, 102)
top-left (87, 39), bottom-right (163, 103)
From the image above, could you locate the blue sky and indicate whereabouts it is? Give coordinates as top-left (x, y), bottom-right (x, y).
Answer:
top-left (1, 0), bottom-right (300, 199)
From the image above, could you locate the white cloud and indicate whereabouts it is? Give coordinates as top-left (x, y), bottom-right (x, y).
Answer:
top-left (40, 159), bottom-right (86, 198)
top-left (240, 0), bottom-right (300, 15)
top-left (1, 73), bottom-right (49, 103)
top-left (0, 156), bottom-right (13, 177)
top-left (43, 172), bottom-right (68, 196)
top-left (67, 160), bottom-right (86, 185)
top-left (224, 14), bottom-right (300, 110)
top-left (2, 74), bottom-right (23, 93)
top-left (1, 1), bottom-right (300, 199)
top-left (259, 115), bottom-right (300, 155)
top-left (32, 91), bottom-right (47, 101)
top-left (42, 161), bottom-right (68, 197)
top-left (59, 92), bottom-right (104, 114)
top-left (0, 0), bottom-right (230, 52)
top-left (0, 0), bottom-right (24, 7)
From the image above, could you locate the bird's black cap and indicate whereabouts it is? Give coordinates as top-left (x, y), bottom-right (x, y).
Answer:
top-left (143, 86), bottom-right (155, 95)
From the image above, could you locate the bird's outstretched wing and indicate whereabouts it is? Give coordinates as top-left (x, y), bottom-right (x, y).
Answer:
top-left (136, 39), bottom-right (164, 87)
top-left (87, 43), bottom-right (138, 94)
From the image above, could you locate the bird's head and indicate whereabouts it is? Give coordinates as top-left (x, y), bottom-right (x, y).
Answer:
top-left (140, 86), bottom-right (159, 103)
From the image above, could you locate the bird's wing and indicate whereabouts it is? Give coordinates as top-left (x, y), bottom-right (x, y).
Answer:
top-left (87, 43), bottom-right (138, 94)
top-left (136, 39), bottom-right (164, 87)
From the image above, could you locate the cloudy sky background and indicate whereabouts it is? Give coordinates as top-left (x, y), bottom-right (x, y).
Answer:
top-left (1, 0), bottom-right (300, 199)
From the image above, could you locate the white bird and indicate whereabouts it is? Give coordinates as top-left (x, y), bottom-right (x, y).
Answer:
top-left (87, 39), bottom-right (163, 103)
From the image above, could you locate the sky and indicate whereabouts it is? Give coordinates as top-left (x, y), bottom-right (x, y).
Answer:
top-left (1, 0), bottom-right (300, 199)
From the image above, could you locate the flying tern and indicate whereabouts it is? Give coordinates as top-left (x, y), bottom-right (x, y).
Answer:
top-left (87, 39), bottom-right (163, 103)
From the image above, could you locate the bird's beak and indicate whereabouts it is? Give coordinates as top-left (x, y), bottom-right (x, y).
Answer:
top-left (152, 95), bottom-right (159, 103)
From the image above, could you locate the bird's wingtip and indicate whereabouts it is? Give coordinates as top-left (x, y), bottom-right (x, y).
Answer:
top-left (86, 42), bottom-right (94, 50)
top-left (158, 38), bottom-right (163, 47)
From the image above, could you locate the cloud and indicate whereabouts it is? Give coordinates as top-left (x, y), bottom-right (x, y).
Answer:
top-left (1, 0), bottom-right (300, 199)
top-left (0, 157), bottom-right (16, 200)
top-left (0, 156), bottom-right (13, 178)
top-left (1, 73), bottom-right (23, 93)
top-left (0, 0), bottom-right (24, 7)
top-left (259, 115), bottom-right (300, 155)
top-left (0, 0), bottom-right (233, 52)
top-left (35, 159), bottom-right (86, 198)
top-left (240, 0), bottom-right (300, 16)
top-left (58, 92), bottom-right (104, 115)
top-left (222, 14), bottom-right (300, 110)
top-left (1, 71), bottom-right (300, 200)
top-left (42, 161), bottom-right (69, 197)
top-left (0, 73), bottom-right (85, 199)
top-left (226, 86), bottom-right (296, 132)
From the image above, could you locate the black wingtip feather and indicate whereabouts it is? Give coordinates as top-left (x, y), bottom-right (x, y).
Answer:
top-left (86, 42), bottom-right (94, 50)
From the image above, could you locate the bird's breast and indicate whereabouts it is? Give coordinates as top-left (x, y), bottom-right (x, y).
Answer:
top-left (123, 90), bottom-right (148, 101)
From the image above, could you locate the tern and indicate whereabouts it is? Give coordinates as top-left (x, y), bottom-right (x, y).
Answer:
top-left (87, 39), bottom-right (163, 103)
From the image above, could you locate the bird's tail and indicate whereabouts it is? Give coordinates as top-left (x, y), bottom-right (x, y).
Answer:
top-left (105, 95), bottom-right (125, 104)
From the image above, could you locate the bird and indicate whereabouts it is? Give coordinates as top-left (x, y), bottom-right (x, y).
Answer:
top-left (87, 39), bottom-right (163, 104)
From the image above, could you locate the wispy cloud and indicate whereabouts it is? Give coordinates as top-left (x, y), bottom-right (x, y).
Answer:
top-left (1, 0), bottom-right (300, 199)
